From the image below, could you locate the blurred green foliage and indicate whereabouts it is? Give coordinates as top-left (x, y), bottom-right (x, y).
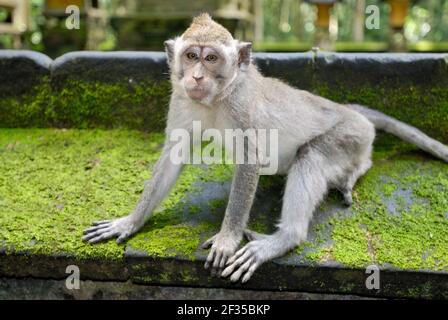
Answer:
top-left (1, 0), bottom-right (447, 52)
top-left (263, 0), bottom-right (448, 45)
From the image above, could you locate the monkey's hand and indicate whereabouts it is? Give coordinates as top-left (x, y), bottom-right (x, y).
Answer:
top-left (201, 232), bottom-right (242, 275)
top-left (82, 215), bottom-right (143, 244)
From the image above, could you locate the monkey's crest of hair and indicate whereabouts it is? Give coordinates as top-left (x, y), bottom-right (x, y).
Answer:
top-left (182, 13), bottom-right (233, 45)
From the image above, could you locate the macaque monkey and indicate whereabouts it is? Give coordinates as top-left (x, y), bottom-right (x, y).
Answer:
top-left (83, 14), bottom-right (448, 283)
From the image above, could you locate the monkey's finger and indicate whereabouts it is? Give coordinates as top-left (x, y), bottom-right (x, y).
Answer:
top-left (218, 253), bottom-right (228, 269)
top-left (82, 228), bottom-right (112, 241)
top-left (212, 251), bottom-right (223, 269)
top-left (230, 250), bottom-right (252, 268)
top-left (200, 236), bottom-right (215, 249)
top-left (221, 250), bottom-right (251, 277)
top-left (88, 231), bottom-right (118, 244)
top-left (83, 224), bottom-right (111, 234)
top-left (116, 232), bottom-right (130, 244)
top-left (241, 261), bottom-right (260, 283)
top-left (210, 252), bottom-right (224, 276)
top-left (226, 246), bottom-right (248, 265)
top-left (212, 252), bottom-right (228, 277)
top-left (92, 220), bottom-right (111, 226)
top-left (221, 263), bottom-right (235, 278)
top-left (204, 248), bottom-right (216, 269)
top-left (230, 259), bottom-right (253, 282)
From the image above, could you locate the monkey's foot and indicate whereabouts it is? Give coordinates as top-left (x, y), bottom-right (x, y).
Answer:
top-left (343, 191), bottom-right (353, 206)
top-left (338, 188), bottom-right (353, 207)
top-left (201, 232), bottom-right (241, 276)
top-left (222, 234), bottom-right (295, 283)
top-left (221, 239), bottom-right (269, 283)
top-left (82, 216), bottom-right (142, 244)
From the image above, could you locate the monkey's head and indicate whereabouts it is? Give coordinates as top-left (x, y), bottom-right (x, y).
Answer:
top-left (164, 13), bottom-right (252, 104)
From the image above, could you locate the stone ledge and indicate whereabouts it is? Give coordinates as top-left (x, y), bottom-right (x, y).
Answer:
top-left (0, 277), bottom-right (375, 299)
top-left (51, 51), bottom-right (168, 84)
top-left (1, 252), bottom-right (446, 299)
top-left (1, 50), bottom-right (447, 89)
top-left (313, 52), bottom-right (448, 87)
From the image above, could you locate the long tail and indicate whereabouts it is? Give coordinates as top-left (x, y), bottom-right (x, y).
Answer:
top-left (347, 104), bottom-right (448, 162)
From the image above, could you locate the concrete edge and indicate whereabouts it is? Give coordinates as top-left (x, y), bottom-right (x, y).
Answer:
top-left (0, 251), bottom-right (446, 299)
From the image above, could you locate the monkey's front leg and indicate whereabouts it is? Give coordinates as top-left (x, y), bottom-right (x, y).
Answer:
top-left (222, 144), bottom-right (333, 283)
top-left (203, 164), bottom-right (259, 275)
top-left (83, 144), bottom-right (183, 244)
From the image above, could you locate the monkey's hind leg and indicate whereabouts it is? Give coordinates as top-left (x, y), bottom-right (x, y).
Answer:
top-left (338, 145), bottom-right (373, 206)
top-left (222, 144), bottom-right (333, 283)
top-left (338, 157), bottom-right (372, 206)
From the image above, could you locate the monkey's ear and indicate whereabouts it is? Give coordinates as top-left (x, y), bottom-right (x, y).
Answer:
top-left (164, 39), bottom-right (175, 64)
top-left (237, 42), bottom-right (252, 71)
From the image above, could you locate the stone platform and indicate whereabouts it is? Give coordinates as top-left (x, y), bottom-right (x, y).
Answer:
top-left (0, 50), bottom-right (447, 299)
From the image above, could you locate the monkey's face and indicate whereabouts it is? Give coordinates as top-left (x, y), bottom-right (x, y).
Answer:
top-left (165, 36), bottom-right (252, 105)
top-left (179, 45), bottom-right (234, 102)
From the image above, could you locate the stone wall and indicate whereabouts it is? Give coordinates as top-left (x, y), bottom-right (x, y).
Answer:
top-left (1, 50), bottom-right (447, 141)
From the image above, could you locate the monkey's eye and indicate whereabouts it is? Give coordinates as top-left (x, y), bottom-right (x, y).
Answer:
top-left (186, 52), bottom-right (198, 60)
top-left (204, 54), bottom-right (218, 62)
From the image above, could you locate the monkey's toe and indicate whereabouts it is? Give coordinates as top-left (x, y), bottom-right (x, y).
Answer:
top-left (343, 192), bottom-right (353, 207)
top-left (203, 233), bottom-right (240, 277)
top-left (222, 241), bottom-right (265, 283)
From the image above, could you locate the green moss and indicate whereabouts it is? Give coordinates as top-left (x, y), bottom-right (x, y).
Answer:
top-left (248, 220), bottom-right (270, 234)
top-left (381, 183), bottom-right (397, 197)
top-left (127, 223), bottom-right (210, 259)
top-left (49, 80), bottom-right (170, 131)
top-left (0, 78), bottom-right (52, 128)
top-left (187, 205), bottom-right (201, 215)
top-left (0, 79), bottom-right (171, 131)
top-left (258, 175), bottom-right (285, 190)
top-left (208, 198), bottom-right (227, 213)
top-left (200, 164), bottom-right (234, 183)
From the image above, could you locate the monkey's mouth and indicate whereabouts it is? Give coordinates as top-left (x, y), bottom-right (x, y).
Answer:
top-left (186, 87), bottom-right (209, 100)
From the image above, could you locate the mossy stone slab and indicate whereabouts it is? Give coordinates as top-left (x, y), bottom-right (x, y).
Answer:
top-left (0, 129), bottom-right (446, 298)
top-left (1, 51), bottom-right (447, 141)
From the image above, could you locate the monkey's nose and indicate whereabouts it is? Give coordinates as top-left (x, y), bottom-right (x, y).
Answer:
top-left (193, 76), bottom-right (204, 84)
